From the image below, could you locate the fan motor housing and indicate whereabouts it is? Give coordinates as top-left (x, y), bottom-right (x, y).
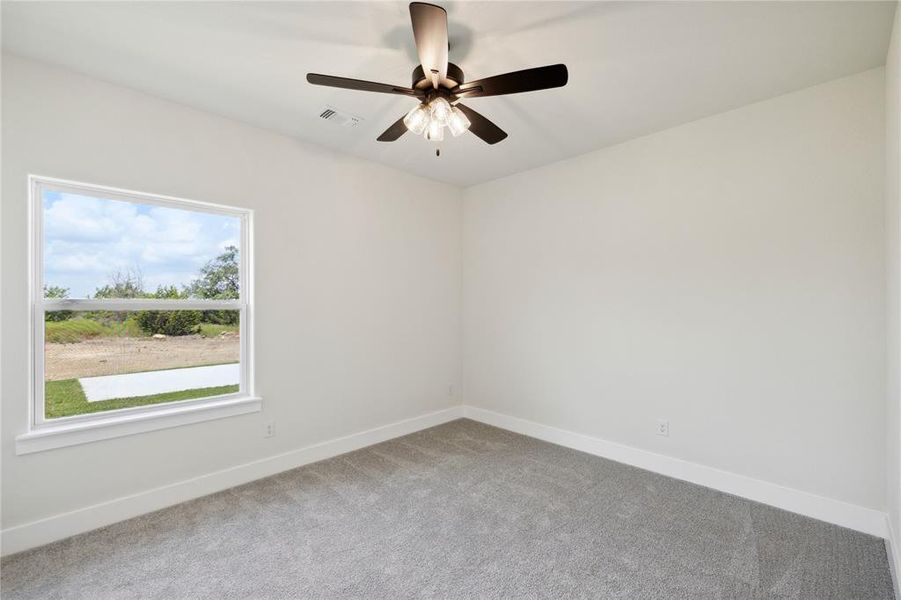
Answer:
top-left (412, 63), bottom-right (464, 90)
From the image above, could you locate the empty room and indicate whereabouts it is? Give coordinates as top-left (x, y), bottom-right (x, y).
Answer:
top-left (1, 0), bottom-right (900, 598)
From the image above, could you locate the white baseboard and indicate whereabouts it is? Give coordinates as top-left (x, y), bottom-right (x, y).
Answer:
top-left (462, 405), bottom-right (888, 538)
top-left (887, 517), bottom-right (901, 599)
top-left (1, 405), bottom-right (464, 557)
top-left (3, 404), bottom-right (889, 558)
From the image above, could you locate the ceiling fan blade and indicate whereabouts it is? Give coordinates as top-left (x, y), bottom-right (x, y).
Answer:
top-left (306, 73), bottom-right (418, 97)
top-left (455, 104), bottom-right (507, 145)
top-left (452, 64), bottom-right (568, 98)
top-left (409, 2), bottom-right (448, 88)
top-left (376, 115), bottom-right (408, 142)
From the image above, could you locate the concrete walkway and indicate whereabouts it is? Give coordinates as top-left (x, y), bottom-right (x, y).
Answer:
top-left (79, 363), bottom-right (240, 402)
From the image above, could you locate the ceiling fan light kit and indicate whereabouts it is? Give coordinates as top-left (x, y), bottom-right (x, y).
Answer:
top-left (447, 106), bottom-right (471, 137)
top-left (404, 96), bottom-right (471, 141)
top-left (430, 97), bottom-right (452, 126)
top-left (404, 103), bottom-right (430, 135)
top-left (426, 116), bottom-right (445, 141)
top-left (306, 2), bottom-right (569, 147)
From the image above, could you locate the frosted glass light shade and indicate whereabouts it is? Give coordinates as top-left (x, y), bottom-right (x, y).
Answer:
top-left (403, 103), bottom-right (430, 135)
top-left (429, 97), bottom-right (452, 127)
top-left (425, 118), bottom-right (444, 142)
top-left (447, 106), bottom-right (471, 137)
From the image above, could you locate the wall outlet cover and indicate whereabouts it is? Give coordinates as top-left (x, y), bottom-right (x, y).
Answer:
top-left (656, 420), bottom-right (669, 437)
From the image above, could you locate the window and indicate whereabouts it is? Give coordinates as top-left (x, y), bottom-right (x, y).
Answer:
top-left (18, 176), bottom-right (258, 454)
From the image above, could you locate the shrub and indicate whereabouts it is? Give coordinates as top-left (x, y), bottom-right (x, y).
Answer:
top-left (134, 285), bottom-right (202, 336)
top-left (45, 310), bottom-right (75, 322)
top-left (136, 310), bottom-right (201, 336)
top-left (200, 309), bottom-right (240, 325)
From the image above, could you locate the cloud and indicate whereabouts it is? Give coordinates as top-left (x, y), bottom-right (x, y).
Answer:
top-left (43, 191), bottom-right (240, 298)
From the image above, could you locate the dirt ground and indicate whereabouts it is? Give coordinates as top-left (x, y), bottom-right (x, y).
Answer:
top-left (44, 334), bottom-right (240, 381)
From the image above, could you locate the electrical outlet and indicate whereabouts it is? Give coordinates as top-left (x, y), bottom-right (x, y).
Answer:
top-left (448, 384), bottom-right (455, 398)
top-left (263, 421), bottom-right (275, 438)
top-left (656, 419), bottom-right (669, 437)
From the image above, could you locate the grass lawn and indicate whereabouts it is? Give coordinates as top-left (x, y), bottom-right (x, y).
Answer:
top-left (45, 318), bottom-right (144, 344)
top-left (45, 317), bottom-right (239, 343)
top-left (45, 378), bottom-right (239, 419)
top-left (198, 323), bottom-right (240, 338)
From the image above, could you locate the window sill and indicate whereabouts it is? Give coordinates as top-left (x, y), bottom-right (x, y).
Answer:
top-left (15, 395), bottom-right (262, 455)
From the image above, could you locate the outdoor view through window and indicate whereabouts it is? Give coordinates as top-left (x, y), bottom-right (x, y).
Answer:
top-left (40, 183), bottom-right (245, 420)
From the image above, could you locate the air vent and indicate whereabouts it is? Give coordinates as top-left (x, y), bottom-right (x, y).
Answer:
top-left (319, 106), bottom-right (363, 128)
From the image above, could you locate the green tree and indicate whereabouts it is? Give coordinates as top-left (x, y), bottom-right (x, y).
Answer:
top-left (188, 246), bottom-right (240, 325)
top-left (44, 285), bottom-right (69, 298)
top-left (90, 269), bottom-right (146, 324)
top-left (93, 268), bottom-right (145, 299)
top-left (43, 285), bottom-right (73, 322)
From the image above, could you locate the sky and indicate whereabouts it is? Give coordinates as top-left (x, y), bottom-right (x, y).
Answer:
top-left (43, 190), bottom-right (240, 298)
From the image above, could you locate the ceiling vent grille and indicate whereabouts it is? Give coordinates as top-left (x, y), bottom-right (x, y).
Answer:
top-left (319, 107), bottom-right (363, 128)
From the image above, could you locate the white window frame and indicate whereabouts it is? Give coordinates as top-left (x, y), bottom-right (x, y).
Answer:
top-left (16, 175), bottom-right (260, 454)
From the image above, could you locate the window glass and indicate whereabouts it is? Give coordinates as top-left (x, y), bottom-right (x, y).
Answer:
top-left (42, 189), bottom-right (240, 300)
top-left (35, 180), bottom-right (250, 424)
top-left (44, 311), bottom-right (240, 419)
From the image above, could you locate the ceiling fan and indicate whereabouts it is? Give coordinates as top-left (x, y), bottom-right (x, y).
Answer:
top-left (306, 2), bottom-right (568, 145)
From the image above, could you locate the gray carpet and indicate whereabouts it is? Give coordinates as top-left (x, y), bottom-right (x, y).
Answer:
top-left (1, 419), bottom-right (895, 599)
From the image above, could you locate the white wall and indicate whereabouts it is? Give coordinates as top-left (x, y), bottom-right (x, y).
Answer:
top-left (0, 55), bottom-right (461, 532)
top-left (462, 68), bottom-right (886, 510)
top-left (1, 50), bottom-right (892, 551)
top-left (886, 1), bottom-right (901, 559)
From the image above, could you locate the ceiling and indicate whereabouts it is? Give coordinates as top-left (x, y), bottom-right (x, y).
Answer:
top-left (2, 1), bottom-right (896, 187)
